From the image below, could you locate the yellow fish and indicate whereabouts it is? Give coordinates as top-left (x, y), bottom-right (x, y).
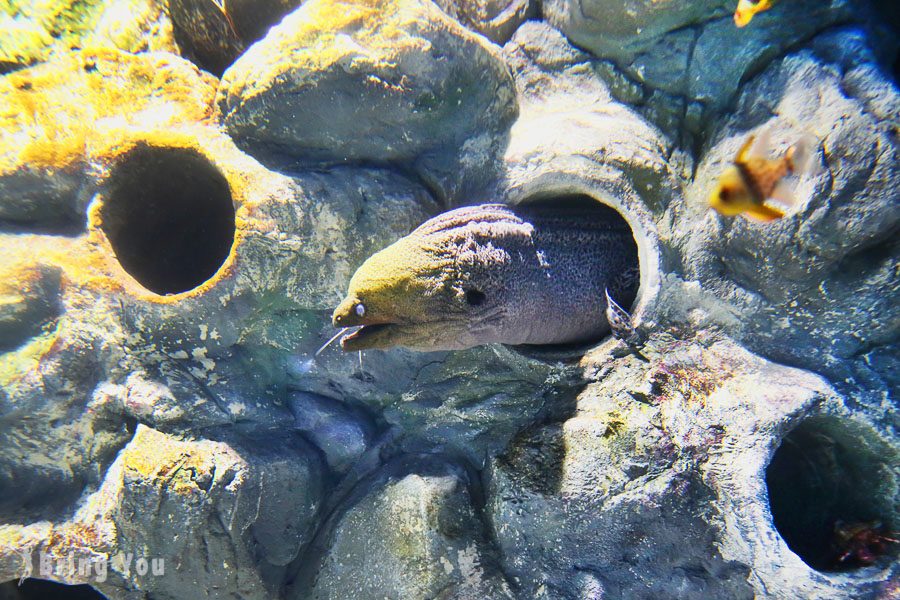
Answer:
top-left (734, 0), bottom-right (775, 27)
top-left (709, 132), bottom-right (813, 222)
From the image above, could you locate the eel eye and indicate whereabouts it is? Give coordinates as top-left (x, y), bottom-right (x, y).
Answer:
top-left (354, 303), bottom-right (366, 317)
top-left (719, 188), bottom-right (731, 203)
top-left (464, 289), bottom-right (486, 306)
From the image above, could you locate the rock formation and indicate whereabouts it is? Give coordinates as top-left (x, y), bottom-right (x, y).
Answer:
top-left (0, 0), bottom-right (896, 598)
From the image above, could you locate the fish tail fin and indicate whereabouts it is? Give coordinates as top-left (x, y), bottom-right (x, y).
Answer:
top-left (784, 145), bottom-right (797, 174)
top-left (770, 179), bottom-right (798, 208)
top-left (785, 133), bottom-right (820, 176)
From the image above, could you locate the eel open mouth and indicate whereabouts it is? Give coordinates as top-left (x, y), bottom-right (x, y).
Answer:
top-left (340, 323), bottom-right (396, 351)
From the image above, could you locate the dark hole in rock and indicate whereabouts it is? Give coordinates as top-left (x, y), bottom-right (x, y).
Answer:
top-left (893, 52), bottom-right (900, 85)
top-left (464, 288), bottom-right (486, 306)
top-left (168, 0), bottom-right (303, 77)
top-left (766, 416), bottom-right (900, 572)
top-left (100, 144), bottom-right (235, 295)
top-left (0, 579), bottom-right (107, 599)
top-left (507, 193), bottom-right (641, 361)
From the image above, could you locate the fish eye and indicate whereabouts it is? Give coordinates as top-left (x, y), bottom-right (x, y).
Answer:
top-left (464, 289), bottom-right (486, 306)
top-left (354, 302), bottom-right (366, 317)
top-left (719, 189), bottom-right (731, 203)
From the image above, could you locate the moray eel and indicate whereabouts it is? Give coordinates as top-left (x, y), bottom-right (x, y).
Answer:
top-left (332, 202), bottom-right (639, 352)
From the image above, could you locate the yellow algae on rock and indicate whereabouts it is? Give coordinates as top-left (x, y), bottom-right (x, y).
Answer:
top-left (119, 426), bottom-right (233, 496)
top-left (0, 0), bottom-right (177, 71)
top-left (217, 0), bottom-right (518, 188)
top-left (0, 47), bottom-right (217, 171)
top-left (0, 47), bottom-right (219, 234)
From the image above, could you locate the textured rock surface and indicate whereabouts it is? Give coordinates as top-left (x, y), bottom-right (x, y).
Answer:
top-left (0, 0), bottom-right (177, 73)
top-left (293, 458), bottom-right (514, 600)
top-left (677, 29), bottom-right (900, 406)
top-left (488, 336), bottom-right (899, 599)
top-left (0, 1), bottom-right (897, 600)
top-left (541, 0), bottom-right (860, 143)
top-left (0, 47), bottom-right (218, 232)
top-left (168, 0), bottom-right (305, 76)
top-left (432, 0), bottom-right (535, 44)
top-left (217, 0), bottom-right (518, 201)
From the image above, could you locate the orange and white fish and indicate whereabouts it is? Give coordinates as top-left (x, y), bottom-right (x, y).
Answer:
top-left (709, 131), bottom-right (815, 222)
top-left (734, 0), bottom-right (775, 27)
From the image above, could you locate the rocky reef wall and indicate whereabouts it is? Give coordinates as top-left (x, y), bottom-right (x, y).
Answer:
top-left (0, 0), bottom-right (897, 599)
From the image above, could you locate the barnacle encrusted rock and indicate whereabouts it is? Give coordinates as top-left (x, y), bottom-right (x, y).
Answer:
top-left (217, 0), bottom-right (518, 200)
top-left (488, 335), bottom-right (900, 599)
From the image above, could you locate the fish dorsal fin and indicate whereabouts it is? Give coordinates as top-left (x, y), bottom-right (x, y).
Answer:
top-left (412, 204), bottom-right (521, 237)
top-left (736, 129), bottom-right (775, 164)
top-left (734, 129), bottom-right (772, 164)
top-left (753, 128), bottom-right (773, 156)
top-left (752, 128), bottom-right (775, 157)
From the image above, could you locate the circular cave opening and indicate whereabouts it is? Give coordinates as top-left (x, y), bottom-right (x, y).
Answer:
top-left (0, 579), bottom-right (106, 599)
top-left (765, 416), bottom-right (900, 572)
top-left (99, 144), bottom-right (236, 295)
top-left (508, 193), bottom-right (641, 361)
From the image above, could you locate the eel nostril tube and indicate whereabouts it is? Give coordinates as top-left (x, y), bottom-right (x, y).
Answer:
top-left (98, 143), bottom-right (236, 295)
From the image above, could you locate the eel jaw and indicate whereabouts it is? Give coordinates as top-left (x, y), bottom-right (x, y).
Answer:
top-left (340, 323), bottom-right (399, 351)
top-left (339, 320), bottom-right (463, 352)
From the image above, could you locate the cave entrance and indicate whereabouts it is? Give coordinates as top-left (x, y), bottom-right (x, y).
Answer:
top-left (766, 416), bottom-right (900, 571)
top-left (99, 144), bottom-right (235, 295)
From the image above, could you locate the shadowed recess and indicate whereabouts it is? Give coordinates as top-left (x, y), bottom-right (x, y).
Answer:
top-left (99, 144), bottom-right (235, 295)
top-left (0, 579), bottom-right (106, 599)
top-left (0, 266), bottom-right (61, 353)
top-left (766, 416), bottom-right (900, 572)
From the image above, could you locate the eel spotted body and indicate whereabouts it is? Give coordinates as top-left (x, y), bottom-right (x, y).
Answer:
top-left (332, 202), bottom-right (639, 351)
